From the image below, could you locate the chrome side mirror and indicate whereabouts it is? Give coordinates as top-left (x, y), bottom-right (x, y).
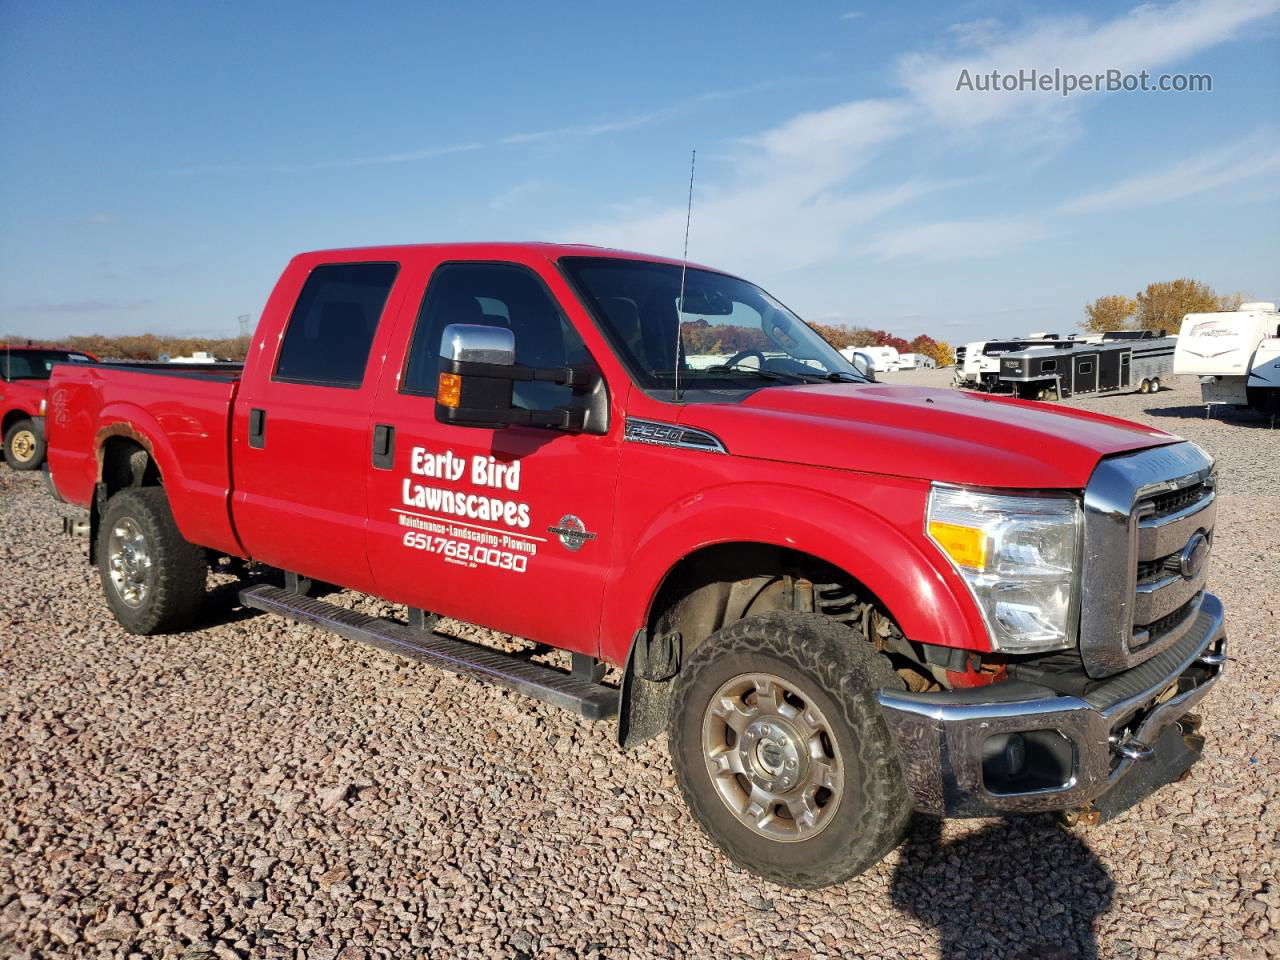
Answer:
top-left (440, 323), bottom-right (515, 366)
top-left (433, 322), bottom-right (598, 432)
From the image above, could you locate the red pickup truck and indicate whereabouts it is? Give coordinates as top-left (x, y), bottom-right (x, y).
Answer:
top-left (45, 243), bottom-right (1226, 887)
top-left (2, 345), bottom-right (96, 469)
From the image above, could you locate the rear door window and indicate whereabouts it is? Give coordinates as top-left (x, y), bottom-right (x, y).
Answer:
top-left (274, 262), bottom-right (399, 387)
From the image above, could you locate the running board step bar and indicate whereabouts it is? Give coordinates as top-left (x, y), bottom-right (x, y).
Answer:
top-left (239, 584), bottom-right (618, 721)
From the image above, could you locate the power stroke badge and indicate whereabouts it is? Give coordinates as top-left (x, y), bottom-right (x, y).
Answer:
top-left (547, 515), bottom-right (597, 552)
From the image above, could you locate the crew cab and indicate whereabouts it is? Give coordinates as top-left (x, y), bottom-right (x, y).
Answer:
top-left (44, 243), bottom-right (1226, 887)
top-left (1, 345), bottom-right (96, 469)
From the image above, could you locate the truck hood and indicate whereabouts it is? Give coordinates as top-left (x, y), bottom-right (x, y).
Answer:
top-left (685, 384), bottom-right (1176, 489)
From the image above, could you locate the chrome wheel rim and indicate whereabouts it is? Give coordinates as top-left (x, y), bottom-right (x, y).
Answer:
top-left (701, 672), bottom-right (844, 842)
top-left (107, 517), bottom-right (151, 607)
top-left (9, 429), bottom-right (36, 462)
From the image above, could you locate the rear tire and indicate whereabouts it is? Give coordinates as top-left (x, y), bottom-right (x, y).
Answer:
top-left (97, 487), bottom-right (207, 635)
top-left (1138, 379), bottom-right (1150, 394)
top-left (1149, 378), bottom-right (1161, 393)
top-left (668, 612), bottom-right (910, 888)
top-left (4, 419), bottom-right (45, 470)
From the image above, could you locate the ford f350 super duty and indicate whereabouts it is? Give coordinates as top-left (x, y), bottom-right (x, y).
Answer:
top-left (44, 243), bottom-right (1226, 888)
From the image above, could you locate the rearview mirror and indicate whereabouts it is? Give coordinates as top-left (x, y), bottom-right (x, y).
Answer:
top-left (434, 323), bottom-right (603, 433)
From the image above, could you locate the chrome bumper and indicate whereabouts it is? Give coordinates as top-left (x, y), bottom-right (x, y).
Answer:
top-left (877, 593), bottom-right (1226, 817)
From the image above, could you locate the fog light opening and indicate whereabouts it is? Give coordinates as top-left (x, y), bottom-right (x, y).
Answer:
top-left (982, 730), bottom-right (1074, 795)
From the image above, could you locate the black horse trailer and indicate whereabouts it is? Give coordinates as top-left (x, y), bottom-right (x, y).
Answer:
top-left (997, 332), bottom-right (1177, 400)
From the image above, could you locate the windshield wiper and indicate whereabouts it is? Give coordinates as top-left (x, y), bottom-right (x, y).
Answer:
top-left (651, 366), bottom-right (839, 388)
top-left (705, 363), bottom-right (831, 384)
top-left (824, 371), bottom-right (869, 383)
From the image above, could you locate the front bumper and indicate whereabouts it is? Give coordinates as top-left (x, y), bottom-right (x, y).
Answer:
top-left (877, 593), bottom-right (1226, 818)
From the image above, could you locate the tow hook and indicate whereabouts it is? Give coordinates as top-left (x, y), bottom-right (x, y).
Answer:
top-left (1109, 734), bottom-right (1154, 762)
top-left (1060, 804), bottom-right (1102, 828)
top-left (62, 517), bottom-right (90, 538)
top-left (1197, 651), bottom-right (1227, 667)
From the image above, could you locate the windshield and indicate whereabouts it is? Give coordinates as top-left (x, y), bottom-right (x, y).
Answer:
top-left (1, 350), bottom-right (93, 380)
top-left (560, 257), bottom-right (866, 394)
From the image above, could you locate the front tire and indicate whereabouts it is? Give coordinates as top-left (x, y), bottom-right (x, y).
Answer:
top-left (4, 419), bottom-right (45, 470)
top-left (97, 487), bottom-right (207, 635)
top-left (669, 612), bottom-right (910, 888)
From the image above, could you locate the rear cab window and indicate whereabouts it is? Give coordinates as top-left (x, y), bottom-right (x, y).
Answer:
top-left (274, 263), bottom-right (399, 388)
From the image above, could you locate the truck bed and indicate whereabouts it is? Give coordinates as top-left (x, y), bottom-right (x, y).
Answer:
top-left (46, 362), bottom-right (245, 557)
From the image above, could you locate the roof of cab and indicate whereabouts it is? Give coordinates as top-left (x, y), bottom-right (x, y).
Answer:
top-left (291, 241), bottom-right (722, 273)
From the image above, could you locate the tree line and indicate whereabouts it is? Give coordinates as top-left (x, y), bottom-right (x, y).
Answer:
top-left (8, 323), bottom-right (958, 368)
top-left (1083, 279), bottom-right (1243, 333)
top-left (806, 324), bottom-right (956, 367)
top-left (0, 333), bottom-right (250, 362)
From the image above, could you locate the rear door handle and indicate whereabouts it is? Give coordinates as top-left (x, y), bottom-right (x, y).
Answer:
top-left (248, 408), bottom-right (266, 449)
top-left (372, 423), bottom-right (395, 469)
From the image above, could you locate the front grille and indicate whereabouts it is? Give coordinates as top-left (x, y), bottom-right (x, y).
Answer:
top-left (1135, 592), bottom-right (1202, 643)
top-left (1080, 443), bottom-right (1217, 678)
top-left (1145, 481), bottom-right (1209, 518)
top-left (1136, 554), bottom-right (1181, 583)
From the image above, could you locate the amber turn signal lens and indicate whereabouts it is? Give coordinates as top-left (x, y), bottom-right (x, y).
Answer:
top-left (437, 373), bottom-right (462, 408)
top-left (927, 520), bottom-right (988, 570)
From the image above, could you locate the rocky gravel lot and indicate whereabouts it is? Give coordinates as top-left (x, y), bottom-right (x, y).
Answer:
top-left (1, 372), bottom-right (1277, 959)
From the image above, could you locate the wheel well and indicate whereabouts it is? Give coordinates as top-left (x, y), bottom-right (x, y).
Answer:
top-left (646, 543), bottom-right (881, 660)
top-left (2, 409), bottom-right (31, 434)
top-left (618, 542), bottom-right (904, 748)
top-left (100, 437), bottom-right (161, 499)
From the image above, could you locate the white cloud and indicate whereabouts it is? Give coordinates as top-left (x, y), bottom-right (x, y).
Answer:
top-left (562, 0), bottom-right (1280, 274)
top-left (948, 18), bottom-right (1001, 48)
top-left (868, 217), bottom-right (1046, 260)
top-left (561, 100), bottom-right (931, 274)
top-left (488, 180), bottom-right (548, 211)
top-left (839, 11), bottom-right (864, 21)
top-left (1060, 128), bottom-right (1280, 213)
top-left (899, 0), bottom-right (1280, 130)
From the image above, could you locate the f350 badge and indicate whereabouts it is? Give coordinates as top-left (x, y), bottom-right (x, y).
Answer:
top-left (548, 515), bottom-right (596, 552)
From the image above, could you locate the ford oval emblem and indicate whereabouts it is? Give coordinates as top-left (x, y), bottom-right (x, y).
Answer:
top-left (1179, 532), bottom-right (1210, 581)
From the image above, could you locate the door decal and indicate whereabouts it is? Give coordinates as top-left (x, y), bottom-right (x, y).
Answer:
top-left (395, 444), bottom-right (542, 574)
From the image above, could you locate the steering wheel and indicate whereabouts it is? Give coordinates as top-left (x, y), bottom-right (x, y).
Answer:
top-left (723, 349), bottom-right (766, 370)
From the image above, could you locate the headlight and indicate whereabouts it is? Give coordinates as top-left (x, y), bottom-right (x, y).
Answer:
top-left (926, 485), bottom-right (1080, 654)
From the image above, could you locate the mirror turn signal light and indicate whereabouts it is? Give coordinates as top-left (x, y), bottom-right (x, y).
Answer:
top-left (437, 372), bottom-right (462, 408)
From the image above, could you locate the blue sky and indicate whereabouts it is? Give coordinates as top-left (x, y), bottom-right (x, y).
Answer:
top-left (1, 0), bottom-right (1277, 346)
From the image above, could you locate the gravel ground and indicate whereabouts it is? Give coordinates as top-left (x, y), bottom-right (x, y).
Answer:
top-left (1, 372), bottom-right (1277, 960)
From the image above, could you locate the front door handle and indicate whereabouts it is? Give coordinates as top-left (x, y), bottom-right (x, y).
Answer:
top-left (248, 408), bottom-right (266, 449)
top-left (372, 423), bottom-right (395, 469)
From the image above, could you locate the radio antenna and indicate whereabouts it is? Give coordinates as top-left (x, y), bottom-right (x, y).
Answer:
top-left (673, 149), bottom-right (696, 403)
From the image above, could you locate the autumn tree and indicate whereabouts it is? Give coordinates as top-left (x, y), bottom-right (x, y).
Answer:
top-left (1133, 279), bottom-right (1239, 333)
top-left (1082, 295), bottom-right (1137, 333)
top-left (1083, 280), bottom-right (1243, 334)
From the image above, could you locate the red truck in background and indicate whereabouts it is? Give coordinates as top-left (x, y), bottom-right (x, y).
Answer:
top-left (1, 345), bottom-right (96, 469)
top-left (44, 243), bottom-right (1226, 888)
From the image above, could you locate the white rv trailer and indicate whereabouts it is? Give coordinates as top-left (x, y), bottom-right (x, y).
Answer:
top-left (898, 352), bottom-right (936, 369)
top-left (1174, 302), bottom-right (1280, 415)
